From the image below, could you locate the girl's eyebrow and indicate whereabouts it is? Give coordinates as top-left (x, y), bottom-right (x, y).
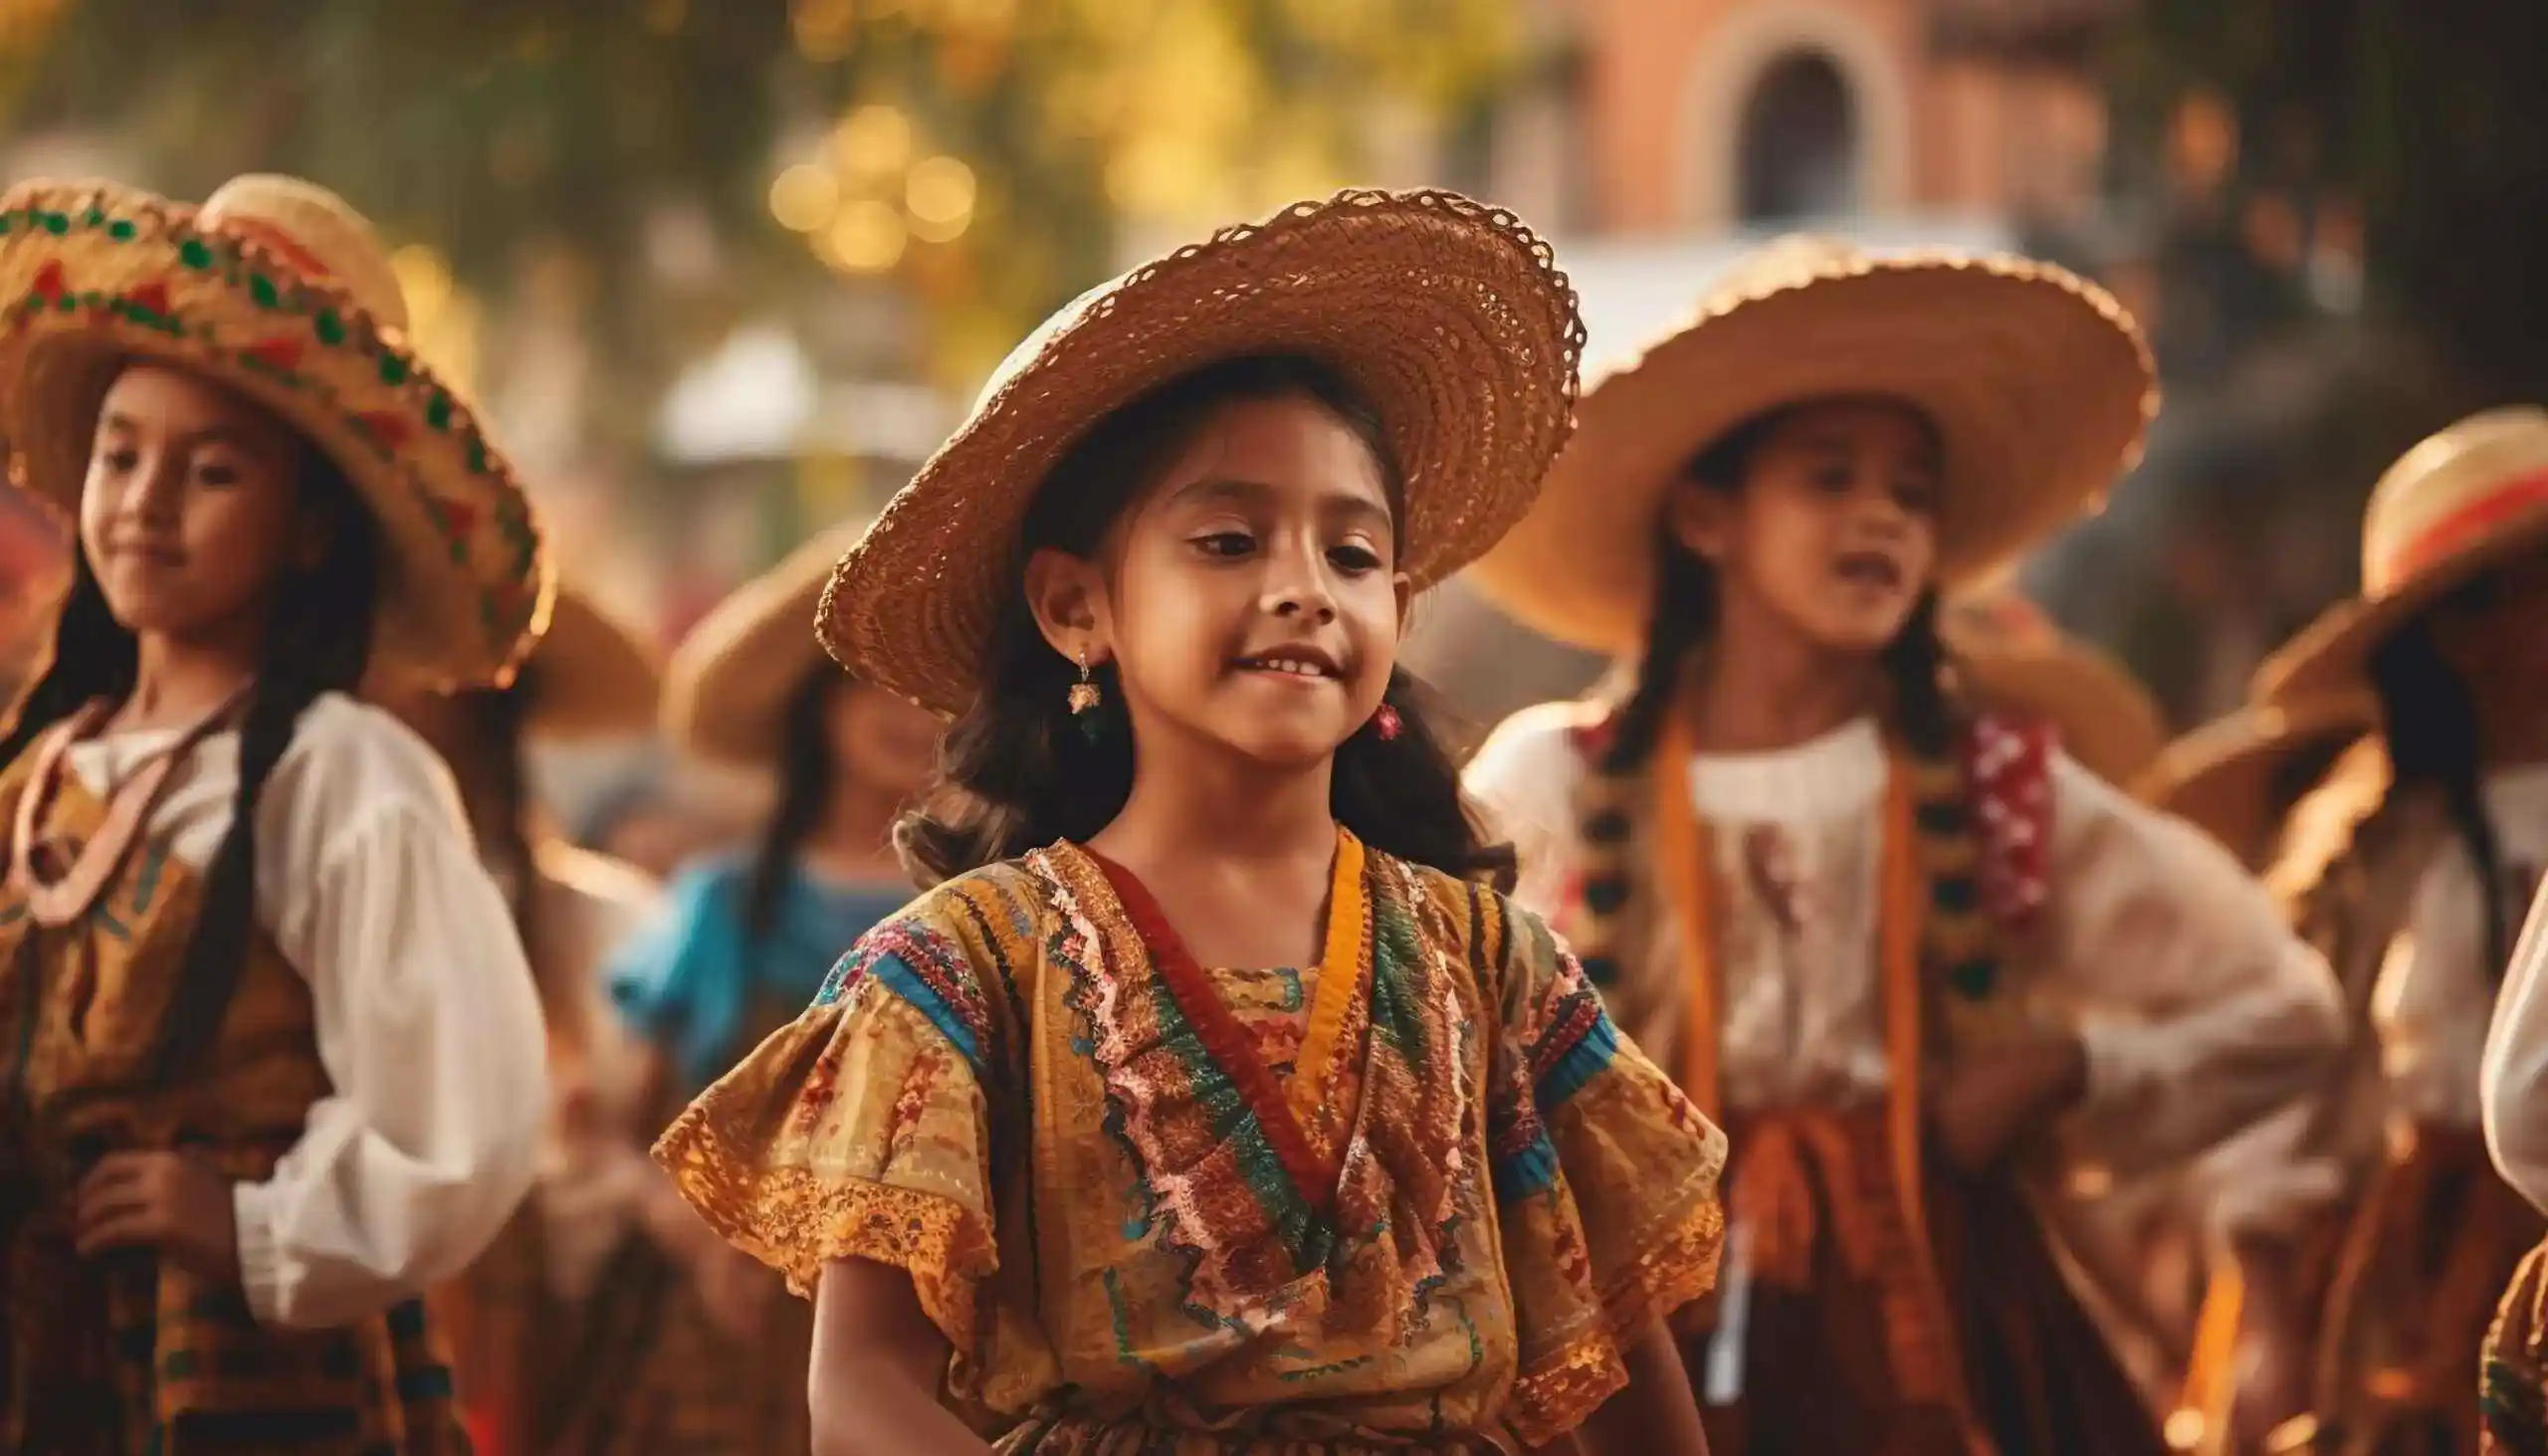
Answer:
top-left (1168, 476), bottom-right (1395, 531)
top-left (96, 410), bottom-right (266, 452)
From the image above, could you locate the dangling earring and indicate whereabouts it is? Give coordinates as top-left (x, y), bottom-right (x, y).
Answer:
top-left (1372, 703), bottom-right (1402, 741)
top-left (1068, 646), bottom-right (1102, 716)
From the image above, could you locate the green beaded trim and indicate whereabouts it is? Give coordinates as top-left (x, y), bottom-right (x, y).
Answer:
top-left (1, 194), bottom-right (540, 655)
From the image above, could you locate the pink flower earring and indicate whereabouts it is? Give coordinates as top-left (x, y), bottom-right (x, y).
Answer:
top-left (1372, 704), bottom-right (1402, 741)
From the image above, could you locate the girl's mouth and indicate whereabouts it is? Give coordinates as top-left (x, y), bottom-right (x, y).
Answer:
top-left (1231, 647), bottom-right (1343, 681)
top-left (1833, 550), bottom-right (1905, 590)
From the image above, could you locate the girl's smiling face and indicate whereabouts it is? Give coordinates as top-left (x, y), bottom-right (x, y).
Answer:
top-left (1027, 390), bottom-right (1410, 769)
top-left (79, 362), bottom-right (322, 646)
top-left (1671, 396), bottom-right (1943, 657)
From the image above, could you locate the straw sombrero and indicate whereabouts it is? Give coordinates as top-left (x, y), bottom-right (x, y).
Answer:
top-left (665, 522), bottom-right (863, 766)
top-left (0, 174), bottom-right (548, 691)
top-left (2133, 693), bottom-right (2378, 865)
top-left (818, 189), bottom-right (1585, 716)
top-left (520, 590), bottom-right (659, 739)
top-left (2256, 406), bottom-right (2548, 706)
top-left (1942, 590), bottom-right (2169, 785)
top-left (1470, 235), bottom-right (2158, 655)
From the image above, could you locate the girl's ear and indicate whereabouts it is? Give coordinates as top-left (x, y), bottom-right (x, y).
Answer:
top-left (1391, 570), bottom-right (1413, 641)
top-left (1023, 547), bottom-right (1113, 666)
top-left (1664, 478), bottom-right (1735, 564)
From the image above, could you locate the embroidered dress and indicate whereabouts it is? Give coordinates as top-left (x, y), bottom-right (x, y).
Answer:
top-left (1465, 705), bottom-right (2345, 1456)
top-left (653, 834), bottom-right (1727, 1454)
top-left (0, 696), bottom-right (544, 1454)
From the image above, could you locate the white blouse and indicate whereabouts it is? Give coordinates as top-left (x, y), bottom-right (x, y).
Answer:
top-left (63, 692), bottom-right (546, 1329)
top-left (2480, 774), bottom-right (2548, 1212)
top-left (1465, 708), bottom-right (2347, 1192)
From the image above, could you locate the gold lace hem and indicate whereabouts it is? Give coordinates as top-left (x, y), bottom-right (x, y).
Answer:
top-left (1505, 1192), bottom-right (1727, 1447)
top-left (652, 1099), bottom-right (996, 1360)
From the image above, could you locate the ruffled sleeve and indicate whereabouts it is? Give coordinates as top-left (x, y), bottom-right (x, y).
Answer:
top-left (1474, 886), bottom-right (1728, 1446)
top-left (650, 888), bottom-right (1005, 1365)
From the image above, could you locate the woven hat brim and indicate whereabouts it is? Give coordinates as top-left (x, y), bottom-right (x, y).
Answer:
top-left (1470, 256), bottom-right (2158, 655)
top-left (2133, 698), bottom-right (2378, 858)
top-left (818, 190), bottom-right (1585, 716)
top-left (524, 592), bottom-right (660, 740)
top-left (665, 523), bottom-right (863, 765)
top-left (0, 180), bottom-right (549, 691)
top-left (1954, 640), bottom-right (2167, 785)
top-left (2254, 503), bottom-right (2548, 706)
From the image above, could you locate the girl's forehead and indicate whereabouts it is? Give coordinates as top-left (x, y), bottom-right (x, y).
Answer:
top-left (1142, 395), bottom-right (1391, 512)
top-left (99, 362), bottom-right (291, 445)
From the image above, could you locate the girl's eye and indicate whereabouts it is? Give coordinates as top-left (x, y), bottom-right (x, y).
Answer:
top-left (98, 447), bottom-right (139, 475)
top-left (195, 460), bottom-right (243, 489)
top-left (1328, 543), bottom-right (1383, 574)
top-left (1811, 465), bottom-right (1855, 494)
top-left (1894, 477), bottom-right (1940, 514)
top-left (1193, 530), bottom-right (1256, 559)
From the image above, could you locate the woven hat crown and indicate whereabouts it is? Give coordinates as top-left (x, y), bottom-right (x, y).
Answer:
top-left (2361, 404), bottom-right (2548, 595)
top-left (196, 174), bottom-right (409, 333)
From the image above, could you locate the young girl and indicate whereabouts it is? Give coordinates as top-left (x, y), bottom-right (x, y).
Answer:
top-left (0, 173), bottom-right (550, 1450)
top-left (541, 525), bottom-right (942, 1456)
top-left (1460, 234), bottom-right (2345, 1456)
top-left (2188, 406), bottom-right (2548, 1456)
top-left (378, 587), bottom-right (666, 1456)
top-left (653, 189), bottom-right (1727, 1455)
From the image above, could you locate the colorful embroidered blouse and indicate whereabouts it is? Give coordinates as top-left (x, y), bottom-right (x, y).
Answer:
top-left (653, 837), bottom-right (1727, 1453)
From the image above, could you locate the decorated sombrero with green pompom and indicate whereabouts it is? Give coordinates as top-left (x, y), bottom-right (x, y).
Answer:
top-left (0, 173), bottom-right (549, 692)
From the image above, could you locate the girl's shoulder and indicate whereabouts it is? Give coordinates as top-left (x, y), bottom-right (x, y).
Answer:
top-left (1468, 697), bottom-right (1618, 780)
top-left (266, 691), bottom-right (471, 842)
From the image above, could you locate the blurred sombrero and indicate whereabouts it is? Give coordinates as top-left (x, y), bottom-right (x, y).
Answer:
top-left (819, 188), bottom-right (1585, 715)
top-left (0, 173), bottom-right (548, 690)
top-left (522, 590), bottom-right (659, 739)
top-left (1471, 234), bottom-right (2157, 655)
top-left (2257, 406), bottom-right (2548, 705)
top-left (666, 521), bottom-right (863, 766)
top-left (1943, 589), bottom-right (2168, 786)
top-left (2133, 693), bottom-right (2379, 864)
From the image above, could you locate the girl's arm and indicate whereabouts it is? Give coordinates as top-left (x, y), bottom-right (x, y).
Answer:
top-left (2484, 874), bottom-right (2548, 1210)
top-left (2034, 753), bottom-right (2348, 1172)
top-left (244, 791), bottom-right (548, 1327)
top-left (1567, 1317), bottom-right (1711, 1456)
top-left (809, 1258), bottom-right (993, 1456)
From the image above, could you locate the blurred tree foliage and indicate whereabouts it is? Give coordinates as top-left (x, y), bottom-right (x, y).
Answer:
top-left (2110, 0), bottom-right (2548, 404)
top-left (0, 0), bottom-right (1520, 445)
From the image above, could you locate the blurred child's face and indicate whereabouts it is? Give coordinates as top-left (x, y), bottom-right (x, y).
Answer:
top-left (79, 363), bottom-right (321, 647)
top-left (825, 678), bottom-right (944, 804)
top-left (1028, 392), bottom-right (1410, 770)
top-left (1670, 397), bottom-right (1941, 658)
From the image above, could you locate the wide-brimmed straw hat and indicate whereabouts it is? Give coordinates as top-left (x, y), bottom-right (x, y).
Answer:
top-left (0, 174), bottom-right (549, 691)
top-left (1470, 234), bottom-right (2158, 655)
top-left (2255, 406), bottom-right (2548, 706)
top-left (2133, 692), bottom-right (2379, 864)
top-left (521, 590), bottom-right (659, 739)
top-left (666, 522), bottom-right (863, 766)
top-left (817, 189), bottom-right (1585, 716)
top-left (1941, 589), bottom-right (2168, 785)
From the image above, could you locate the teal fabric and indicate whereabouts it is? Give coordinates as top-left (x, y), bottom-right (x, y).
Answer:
top-left (607, 851), bottom-right (906, 1092)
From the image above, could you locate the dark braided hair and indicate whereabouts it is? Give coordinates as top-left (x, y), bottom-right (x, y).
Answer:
top-left (1, 438), bottom-right (377, 1080)
top-left (439, 670), bottom-right (551, 1033)
top-left (897, 352), bottom-right (1511, 890)
top-left (2372, 605), bottom-right (2511, 976)
top-left (743, 665), bottom-right (840, 946)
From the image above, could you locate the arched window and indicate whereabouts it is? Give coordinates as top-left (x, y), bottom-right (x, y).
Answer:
top-left (1736, 50), bottom-right (1860, 222)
